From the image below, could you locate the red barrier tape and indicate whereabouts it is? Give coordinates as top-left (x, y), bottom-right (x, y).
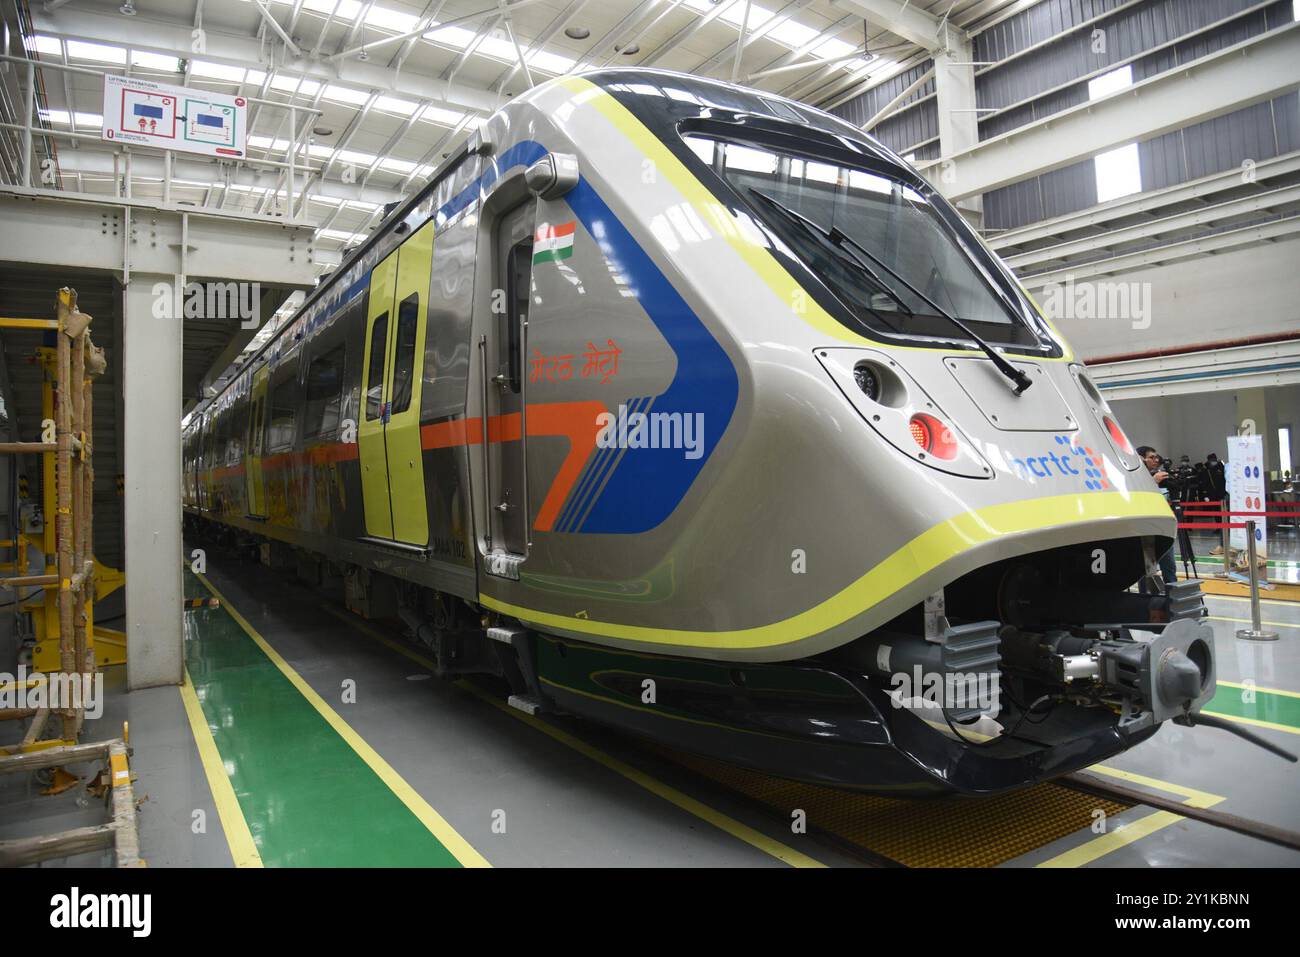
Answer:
top-left (1178, 522), bottom-right (1248, 529)
top-left (1179, 511), bottom-right (1299, 518)
top-left (1179, 500), bottom-right (1299, 510)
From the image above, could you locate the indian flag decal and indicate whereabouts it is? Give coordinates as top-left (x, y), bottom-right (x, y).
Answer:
top-left (534, 221), bottom-right (576, 264)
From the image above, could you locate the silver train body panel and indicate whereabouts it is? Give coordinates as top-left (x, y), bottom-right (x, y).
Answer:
top-left (183, 69), bottom-right (1175, 665)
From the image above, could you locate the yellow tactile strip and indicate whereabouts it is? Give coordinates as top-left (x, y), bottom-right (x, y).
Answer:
top-left (657, 748), bottom-right (1130, 868)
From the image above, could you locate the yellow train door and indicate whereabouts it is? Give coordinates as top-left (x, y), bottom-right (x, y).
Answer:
top-left (245, 365), bottom-right (268, 518)
top-left (358, 220), bottom-right (433, 546)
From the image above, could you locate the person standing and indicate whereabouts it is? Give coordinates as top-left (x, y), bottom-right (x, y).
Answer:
top-left (1206, 452), bottom-right (1227, 501)
top-left (1137, 445), bottom-right (1179, 591)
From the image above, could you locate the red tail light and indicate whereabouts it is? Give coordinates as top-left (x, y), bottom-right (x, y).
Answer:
top-left (909, 413), bottom-right (958, 460)
top-left (1103, 415), bottom-right (1133, 455)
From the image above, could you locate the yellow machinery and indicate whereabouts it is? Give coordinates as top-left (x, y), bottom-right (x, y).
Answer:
top-left (0, 288), bottom-right (113, 754)
top-left (14, 346), bottom-right (125, 671)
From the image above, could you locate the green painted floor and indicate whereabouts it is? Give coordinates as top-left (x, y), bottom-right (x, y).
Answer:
top-left (182, 569), bottom-right (463, 867)
top-left (1203, 684), bottom-right (1300, 732)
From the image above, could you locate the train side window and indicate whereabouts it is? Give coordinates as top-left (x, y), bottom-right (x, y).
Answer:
top-left (267, 377), bottom-right (298, 453)
top-left (504, 238), bottom-right (532, 394)
top-left (304, 344), bottom-right (346, 437)
top-left (365, 312), bottom-right (388, 420)
top-left (390, 293), bottom-right (419, 415)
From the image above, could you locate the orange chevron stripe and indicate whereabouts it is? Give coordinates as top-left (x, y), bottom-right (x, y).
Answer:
top-left (421, 401), bottom-right (606, 532)
top-left (206, 401), bottom-right (605, 535)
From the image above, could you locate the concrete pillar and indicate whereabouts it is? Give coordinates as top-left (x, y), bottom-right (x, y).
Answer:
top-left (123, 273), bottom-right (184, 690)
top-left (933, 29), bottom-right (983, 227)
top-left (1235, 389), bottom-right (1271, 469)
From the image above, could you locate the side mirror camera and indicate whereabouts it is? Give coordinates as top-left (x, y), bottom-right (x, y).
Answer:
top-left (525, 153), bottom-right (579, 199)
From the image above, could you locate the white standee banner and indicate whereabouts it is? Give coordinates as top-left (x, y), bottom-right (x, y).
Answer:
top-left (101, 74), bottom-right (247, 159)
top-left (1227, 433), bottom-right (1267, 558)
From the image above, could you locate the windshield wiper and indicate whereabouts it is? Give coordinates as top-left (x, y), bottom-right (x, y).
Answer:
top-left (747, 189), bottom-right (915, 323)
top-left (827, 226), bottom-right (1033, 396)
top-left (748, 188), bottom-right (1031, 395)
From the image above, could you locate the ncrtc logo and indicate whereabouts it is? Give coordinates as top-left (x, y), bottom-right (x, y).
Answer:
top-left (1008, 435), bottom-right (1111, 491)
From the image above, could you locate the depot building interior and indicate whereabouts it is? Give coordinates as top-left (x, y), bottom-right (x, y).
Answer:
top-left (0, 0), bottom-right (1297, 871)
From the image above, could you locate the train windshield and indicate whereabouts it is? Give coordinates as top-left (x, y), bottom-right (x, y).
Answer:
top-left (684, 134), bottom-right (1045, 349)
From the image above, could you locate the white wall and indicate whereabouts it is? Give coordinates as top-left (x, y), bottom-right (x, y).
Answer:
top-left (1038, 240), bottom-right (1300, 362)
top-left (1110, 392), bottom-right (1238, 462)
top-left (1111, 383), bottom-right (1300, 474)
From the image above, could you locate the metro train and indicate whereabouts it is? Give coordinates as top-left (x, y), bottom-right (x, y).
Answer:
top-left (183, 68), bottom-right (1229, 796)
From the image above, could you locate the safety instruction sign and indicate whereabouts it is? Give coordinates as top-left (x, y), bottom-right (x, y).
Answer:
top-left (101, 74), bottom-right (245, 158)
top-left (1227, 433), bottom-right (1267, 557)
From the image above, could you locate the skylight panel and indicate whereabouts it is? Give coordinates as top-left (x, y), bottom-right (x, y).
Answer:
top-left (132, 50), bottom-right (181, 71)
top-left (65, 40), bottom-right (126, 64)
top-left (1095, 142), bottom-right (1141, 203)
top-left (419, 104), bottom-right (465, 127)
top-left (528, 48), bottom-right (575, 73)
top-left (27, 35), bottom-right (64, 56)
top-left (366, 5), bottom-right (417, 32)
top-left (268, 74), bottom-right (321, 96)
top-left (190, 60), bottom-right (248, 82)
top-left (1088, 64), bottom-right (1133, 100)
top-left (323, 84), bottom-right (370, 106)
top-left (374, 95), bottom-right (418, 115)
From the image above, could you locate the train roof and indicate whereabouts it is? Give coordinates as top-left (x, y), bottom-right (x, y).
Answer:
top-left (192, 69), bottom-right (903, 423)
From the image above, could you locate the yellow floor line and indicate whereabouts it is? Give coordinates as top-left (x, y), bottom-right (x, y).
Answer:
top-left (178, 669), bottom-right (263, 868)
top-left (1218, 679), bottom-right (1300, 700)
top-left (322, 605), bottom-right (826, 869)
top-left (1036, 810), bottom-right (1187, 868)
top-left (1083, 764), bottom-right (1224, 809)
top-left (196, 573), bottom-right (490, 868)
top-left (1034, 764), bottom-right (1225, 867)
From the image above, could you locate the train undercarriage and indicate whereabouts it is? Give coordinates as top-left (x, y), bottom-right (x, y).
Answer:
top-left (185, 515), bottom-right (1292, 796)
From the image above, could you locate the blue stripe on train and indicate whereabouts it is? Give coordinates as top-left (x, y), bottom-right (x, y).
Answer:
top-left (562, 176), bottom-right (738, 534)
top-left (420, 138), bottom-right (739, 534)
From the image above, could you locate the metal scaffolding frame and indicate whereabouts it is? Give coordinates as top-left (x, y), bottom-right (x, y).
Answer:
top-left (0, 287), bottom-right (105, 747)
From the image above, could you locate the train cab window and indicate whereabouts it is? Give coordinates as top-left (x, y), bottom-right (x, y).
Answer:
top-left (365, 313), bottom-right (388, 421)
top-left (503, 238), bottom-right (532, 394)
top-left (390, 293), bottom-right (419, 415)
top-left (304, 344), bottom-right (346, 437)
top-left (681, 133), bottom-right (1048, 351)
top-left (267, 378), bottom-right (298, 453)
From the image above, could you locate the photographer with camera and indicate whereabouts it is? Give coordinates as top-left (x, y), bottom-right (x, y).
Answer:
top-left (1137, 445), bottom-right (1179, 591)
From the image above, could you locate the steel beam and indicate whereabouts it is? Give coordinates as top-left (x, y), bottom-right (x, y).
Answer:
top-left (1006, 183), bottom-right (1300, 272)
top-left (831, 0), bottom-right (965, 53)
top-left (923, 23), bottom-right (1300, 202)
top-left (50, 148), bottom-right (403, 208)
top-left (32, 5), bottom-right (501, 114)
top-left (0, 190), bottom-right (320, 284)
top-left (989, 150), bottom-right (1300, 251)
top-left (1090, 338), bottom-right (1300, 400)
top-left (1020, 215), bottom-right (1300, 287)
